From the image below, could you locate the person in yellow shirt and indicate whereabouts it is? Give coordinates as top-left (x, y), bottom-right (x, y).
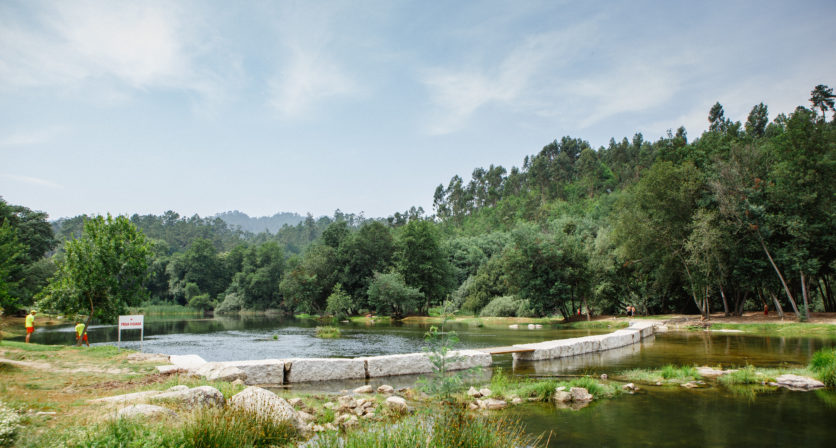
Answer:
top-left (75, 321), bottom-right (89, 347)
top-left (25, 310), bottom-right (36, 343)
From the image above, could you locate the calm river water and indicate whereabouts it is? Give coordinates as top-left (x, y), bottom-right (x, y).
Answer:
top-left (22, 315), bottom-right (836, 447)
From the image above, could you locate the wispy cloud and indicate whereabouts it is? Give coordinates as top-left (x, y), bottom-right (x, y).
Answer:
top-left (0, 174), bottom-right (63, 189)
top-left (420, 24), bottom-right (594, 135)
top-left (0, 126), bottom-right (67, 147)
top-left (0, 0), bottom-right (233, 104)
top-left (265, 3), bottom-right (361, 119)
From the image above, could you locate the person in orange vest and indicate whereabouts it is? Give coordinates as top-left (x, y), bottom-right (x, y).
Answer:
top-left (24, 310), bottom-right (36, 343)
top-left (75, 321), bottom-right (89, 347)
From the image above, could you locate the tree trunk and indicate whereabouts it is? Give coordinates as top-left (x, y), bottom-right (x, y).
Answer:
top-left (679, 256), bottom-right (704, 315)
top-left (583, 296), bottom-right (591, 321)
top-left (756, 230), bottom-right (800, 317)
top-left (800, 271), bottom-right (810, 322)
top-left (822, 275), bottom-right (835, 312)
top-left (769, 291), bottom-right (784, 318)
top-left (719, 285), bottom-right (730, 317)
top-left (704, 286), bottom-right (710, 321)
top-left (82, 293), bottom-right (95, 346)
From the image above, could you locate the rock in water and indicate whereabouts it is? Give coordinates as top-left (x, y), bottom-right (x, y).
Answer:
top-left (229, 386), bottom-right (303, 430)
top-left (570, 387), bottom-right (593, 402)
top-left (771, 374), bottom-right (825, 391)
top-left (353, 385), bottom-right (374, 394)
top-left (377, 384), bottom-right (394, 394)
top-left (483, 399), bottom-right (507, 410)
top-left (554, 390), bottom-right (572, 403)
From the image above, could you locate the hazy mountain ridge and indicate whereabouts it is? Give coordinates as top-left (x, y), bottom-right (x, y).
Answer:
top-left (214, 210), bottom-right (305, 234)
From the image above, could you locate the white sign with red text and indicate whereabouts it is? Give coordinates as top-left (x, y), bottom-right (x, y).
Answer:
top-left (117, 314), bottom-right (144, 348)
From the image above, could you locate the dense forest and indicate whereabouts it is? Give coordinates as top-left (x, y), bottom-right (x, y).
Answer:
top-left (2, 85), bottom-right (834, 321)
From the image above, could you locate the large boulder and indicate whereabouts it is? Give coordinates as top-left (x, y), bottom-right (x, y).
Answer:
top-left (385, 396), bottom-right (408, 413)
top-left (770, 374), bottom-right (825, 391)
top-left (113, 404), bottom-right (177, 420)
top-left (570, 387), bottom-right (593, 402)
top-left (229, 386), bottom-right (303, 430)
top-left (152, 386), bottom-right (225, 409)
top-left (195, 363), bottom-right (247, 383)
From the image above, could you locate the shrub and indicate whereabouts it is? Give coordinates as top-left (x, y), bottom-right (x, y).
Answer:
top-left (325, 284), bottom-right (352, 320)
top-left (479, 296), bottom-right (522, 317)
top-left (809, 348), bottom-right (836, 387)
top-left (0, 402), bottom-right (21, 447)
top-left (216, 293), bottom-right (244, 313)
top-left (188, 294), bottom-right (213, 312)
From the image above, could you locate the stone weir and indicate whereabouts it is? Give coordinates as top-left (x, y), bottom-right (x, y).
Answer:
top-left (160, 321), bottom-right (658, 385)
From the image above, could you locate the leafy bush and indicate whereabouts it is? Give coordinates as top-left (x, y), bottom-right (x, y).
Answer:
top-left (366, 271), bottom-right (423, 317)
top-left (0, 401), bottom-right (21, 447)
top-left (325, 284), bottom-right (352, 320)
top-left (479, 296), bottom-right (524, 317)
top-left (188, 294), bottom-right (213, 312)
top-left (216, 293), bottom-right (244, 313)
top-left (809, 348), bottom-right (836, 387)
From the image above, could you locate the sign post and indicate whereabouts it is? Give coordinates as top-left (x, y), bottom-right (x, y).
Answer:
top-left (117, 315), bottom-right (144, 350)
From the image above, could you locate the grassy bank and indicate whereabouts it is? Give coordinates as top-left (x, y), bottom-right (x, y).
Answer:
top-left (483, 368), bottom-right (620, 402)
top-left (128, 304), bottom-right (202, 316)
top-left (708, 323), bottom-right (836, 338)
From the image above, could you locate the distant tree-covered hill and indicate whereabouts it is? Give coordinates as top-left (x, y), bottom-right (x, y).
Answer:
top-left (214, 210), bottom-right (305, 234)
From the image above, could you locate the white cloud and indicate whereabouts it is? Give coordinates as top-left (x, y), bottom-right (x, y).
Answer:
top-left (0, 0), bottom-right (230, 103)
top-left (0, 174), bottom-right (63, 189)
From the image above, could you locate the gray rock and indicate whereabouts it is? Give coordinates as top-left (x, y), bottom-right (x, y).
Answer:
top-left (468, 402), bottom-right (480, 410)
top-left (152, 386), bottom-right (225, 409)
top-left (156, 365), bottom-right (182, 374)
top-left (377, 385), bottom-right (394, 394)
top-left (353, 385), bottom-right (374, 394)
top-left (467, 386), bottom-right (481, 398)
top-left (170, 354), bottom-right (207, 370)
top-left (478, 387), bottom-right (492, 397)
top-left (167, 385), bottom-right (189, 392)
top-left (600, 374), bottom-right (608, 380)
top-left (554, 390), bottom-right (572, 403)
top-left (385, 396), bottom-right (408, 412)
top-left (482, 398), bottom-right (507, 410)
top-left (195, 362), bottom-right (247, 383)
top-left (681, 382), bottom-right (699, 389)
top-left (696, 367), bottom-right (736, 378)
top-left (771, 374), bottom-right (825, 391)
top-left (113, 404), bottom-right (177, 420)
top-left (511, 397), bottom-right (523, 405)
top-left (229, 386), bottom-right (303, 430)
top-left (622, 383), bottom-right (638, 391)
top-left (570, 387), bottom-right (593, 402)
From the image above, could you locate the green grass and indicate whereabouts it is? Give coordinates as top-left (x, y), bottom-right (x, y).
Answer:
top-left (621, 365), bottom-right (701, 384)
top-left (718, 365), bottom-right (764, 385)
top-left (560, 321), bottom-right (629, 329)
top-left (314, 326), bottom-right (341, 339)
top-left (710, 323), bottom-right (836, 338)
top-left (308, 412), bottom-right (540, 448)
top-left (0, 340), bottom-right (63, 351)
top-left (348, 316), bottom-right (392, 323)
top-left (294, 313), bottom-right (320, 320)
top-left (128, 304), bottom-right (202, 316)
top-left (487, 369), bottom-right (617, 401)
top-left (809, 348), bottom-right (836, 386)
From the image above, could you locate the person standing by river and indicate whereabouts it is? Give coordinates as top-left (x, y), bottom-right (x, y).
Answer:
top-left (75, 321), bottom-right (89, 347)
top-left (24, 310), bottom-right (35, 343)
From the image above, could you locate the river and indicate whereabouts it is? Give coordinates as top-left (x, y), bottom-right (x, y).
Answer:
top-left (21, 315), bottom-right (836, 447)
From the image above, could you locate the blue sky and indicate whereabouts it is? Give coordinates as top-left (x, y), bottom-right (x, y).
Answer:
top-left (1, 0), bottom-right (834, 220)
